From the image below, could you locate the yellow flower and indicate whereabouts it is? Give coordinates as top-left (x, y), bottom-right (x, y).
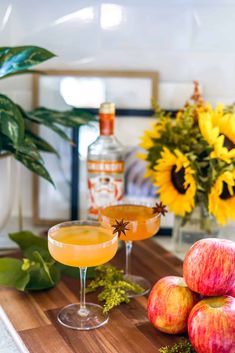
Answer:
top-left (136, 152), bottom-right (147, 161)
top-left (198, 111), bottom-right (220, 146)
top-left (176, 110), bottom-right (183, 122)
top-left (154, 148), bottom-right (196, 216)
top-left (198, 104), bottom-right (235, 163)
top-left (140, 122), bottom-right (165, 150)
top-left (209, 170), bottom-right (235, 225)
top-left (211, 135), bottom-right (235, 163)
top-left (139, 122), bottom-right (161, 150)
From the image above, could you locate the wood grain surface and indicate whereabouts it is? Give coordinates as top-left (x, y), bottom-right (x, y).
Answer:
top-left (0, 239), bottom-right (184, 353)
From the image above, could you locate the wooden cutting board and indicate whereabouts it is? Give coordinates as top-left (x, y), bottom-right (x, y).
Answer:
top-left (0, 239), bottom-right (184, 353)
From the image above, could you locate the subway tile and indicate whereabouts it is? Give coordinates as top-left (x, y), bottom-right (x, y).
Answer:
top-left (158, 82), bottom-right (197, 109)
top-left (191, 5), bottom-right (235, 51)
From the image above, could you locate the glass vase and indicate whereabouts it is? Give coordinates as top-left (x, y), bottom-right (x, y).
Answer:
top-left (172, 202), bottom-right (220, 254)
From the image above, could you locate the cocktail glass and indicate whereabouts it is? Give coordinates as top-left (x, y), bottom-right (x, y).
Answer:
top-left (100, 202), bottom-right (161, 297)
top-left (48, 220), bottom-right (118, 330)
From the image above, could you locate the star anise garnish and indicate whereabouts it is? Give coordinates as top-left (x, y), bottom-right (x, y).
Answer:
top-left (112, 219), bottom-right (130, 237)
top-left (152, 202), bottom-right (168, 216)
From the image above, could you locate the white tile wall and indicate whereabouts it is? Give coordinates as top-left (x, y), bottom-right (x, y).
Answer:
top-left (1, 0), bottom-right (235, 229)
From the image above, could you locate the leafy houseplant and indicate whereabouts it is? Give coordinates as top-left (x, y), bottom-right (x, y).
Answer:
top-left (0, 46), bottom-right (95, 184)
top-left (139, 81), bottom-right (235, 250)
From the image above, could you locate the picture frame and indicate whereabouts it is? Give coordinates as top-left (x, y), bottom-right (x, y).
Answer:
top-left (31, 70), bottom-right (159, 226)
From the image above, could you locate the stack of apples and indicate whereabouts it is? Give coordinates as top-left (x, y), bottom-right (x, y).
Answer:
top-left (147, 238), bottom-right (235, 353)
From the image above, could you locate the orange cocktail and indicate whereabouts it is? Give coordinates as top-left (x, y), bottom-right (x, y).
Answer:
top-left (48, 220), bottom-right (118, 330)
top-left (100, 202), bottom-right (161, 297)
top-left (48, 225), bottom-right (117, 267)
top-left (100, 204), bottom-right (160, 241)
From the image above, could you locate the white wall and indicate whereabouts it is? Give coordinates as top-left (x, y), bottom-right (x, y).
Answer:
top-left (1, 0), bottom-right (235, 222)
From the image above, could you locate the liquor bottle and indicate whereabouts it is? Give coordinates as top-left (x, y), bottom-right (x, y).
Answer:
top-left (87, 102), bottom-right (125, 219)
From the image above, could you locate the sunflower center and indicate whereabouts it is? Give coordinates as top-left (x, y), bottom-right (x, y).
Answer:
top-left (171, 166), bottom-right (188, 194)
top-left (223, 136), bottom-right (234, 151)
top-left (220, 182), bottom-right (235, 200)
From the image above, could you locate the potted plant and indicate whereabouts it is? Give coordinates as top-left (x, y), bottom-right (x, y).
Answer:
top-left (0, 45), bottom-right (95, 230)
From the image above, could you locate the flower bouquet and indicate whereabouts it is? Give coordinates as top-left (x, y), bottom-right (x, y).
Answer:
top-left (139, 82), bottom-right (235, 250)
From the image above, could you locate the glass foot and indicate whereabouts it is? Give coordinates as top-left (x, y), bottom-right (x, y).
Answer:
top-left (124, 274), bottom-right (151, 298)
top-left (57, 303), bottom-right (108, 330)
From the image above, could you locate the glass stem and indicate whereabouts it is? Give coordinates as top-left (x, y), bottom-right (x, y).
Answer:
top-left (125, 241), bottom-right (133, 276)
top-left (78, 267), bottom-right (89, 317)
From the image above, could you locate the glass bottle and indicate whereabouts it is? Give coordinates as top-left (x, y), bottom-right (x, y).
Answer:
top-left (87, 102), bottom-right (125, 219)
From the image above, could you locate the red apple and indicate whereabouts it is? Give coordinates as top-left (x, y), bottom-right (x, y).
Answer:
top-left (227, 286), bottom-right (235, 298)
top-left (183, 238), bottom-right (235, 296)
top-left (147, 276), bottom-right (199, 334)
top-left (188, 295), bottom-right (235, 353)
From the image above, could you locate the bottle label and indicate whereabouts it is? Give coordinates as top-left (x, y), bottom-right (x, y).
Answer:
top-left (87, 160), bottom-right (124, 219)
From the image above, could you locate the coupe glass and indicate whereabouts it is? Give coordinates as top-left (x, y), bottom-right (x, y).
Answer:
top-left (100, 201), bottom-right (161, 297)
top-left (48, 220), bottom-right (118, 330)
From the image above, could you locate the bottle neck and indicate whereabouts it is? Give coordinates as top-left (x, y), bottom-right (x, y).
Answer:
top-left (99, 112), bottom-right (114, 136)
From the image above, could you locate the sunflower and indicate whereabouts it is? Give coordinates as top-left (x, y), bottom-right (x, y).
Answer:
top-left (209, 170), bottom-right (235, 225)
top-left (154, 148), bottom-right (196, 216)
top-left (138, 121), bottom-right (166, 177)
top-left (211, 135), bottom-right (235, 163)
top-left (198, 106), bottom-right (220, 145)
top-left (139, 122), bottom-right (162, 150)
top-left (198, 104), bottom-right (235, 163)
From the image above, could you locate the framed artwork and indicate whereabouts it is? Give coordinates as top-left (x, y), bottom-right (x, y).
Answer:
top-left (31, 70), bottom-right (159, 226)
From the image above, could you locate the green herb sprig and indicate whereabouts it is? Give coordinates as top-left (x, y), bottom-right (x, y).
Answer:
top-left (86, 265), bottom-right (144, 313)
top-left (159, 338), bottom-right (196, 353)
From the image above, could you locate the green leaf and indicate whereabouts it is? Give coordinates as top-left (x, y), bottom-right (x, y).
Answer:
top-left (9, 230), bottom-right (51, 261)
top-left (0, 258), bottom-right (30, 291)
top-left (0, 94), bottom-right (25, 146)
top-left (15, 152), bottom-right (54, 185)
top-left (23, 246), bottom-right (51, 262)
top-left (26, 130), bottom-right (59, 156)
top-left (17, 137), bottom-right (44, 162)
top-left (0, 69), bottom-right (42, 79)
top-left (25, 105), bottom-right (97, 144)
top-left (26, 251), bottom-right (60, 290)
top-left (29, 107), bottom-right (96, 128)
top-left (0, 46), bottom-right (55, 78)
top-left (25, 110), bottom-right (72, 142)
top-left (9, 231), bottom-right (47, 251)
top-left (72, 108), bottom-right (97, 122)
